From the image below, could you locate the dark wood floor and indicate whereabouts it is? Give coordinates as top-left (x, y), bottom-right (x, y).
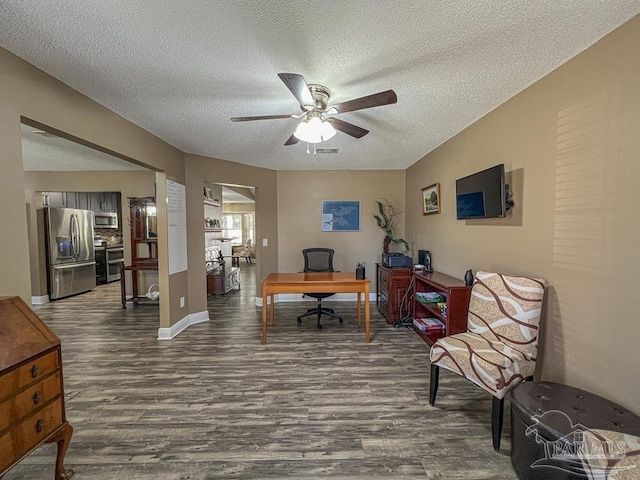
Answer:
top-left (5, 264), bottom-right (517, 479)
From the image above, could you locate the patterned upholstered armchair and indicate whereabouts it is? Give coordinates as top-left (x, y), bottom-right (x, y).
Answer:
top-left (429, 271), bottom-right (545, 451)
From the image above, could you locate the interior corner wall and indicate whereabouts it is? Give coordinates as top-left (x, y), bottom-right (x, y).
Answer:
top-left (405, 16), bottom-right (640, 412)
top-left (184, 154), bottom-right (279, 315)
top-left (277, 170), bottom-right (406, 276)
top-left (0, 47), bottom-right (186, 328)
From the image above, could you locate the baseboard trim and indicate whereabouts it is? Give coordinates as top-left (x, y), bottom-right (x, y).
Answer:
top-left (31, 295), bottom-right (50, 305)
top-left (254, 292), bottom-right (376, 306)
top-left (157, 310), bottom-right (210, 340)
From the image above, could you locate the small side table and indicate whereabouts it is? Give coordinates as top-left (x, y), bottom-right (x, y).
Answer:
top-left (120, 262), bottom-right (159, 308)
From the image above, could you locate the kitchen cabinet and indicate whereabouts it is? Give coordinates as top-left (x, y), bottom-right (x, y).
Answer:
top-left (43, 192), bottom-right (65, 208)
top-left (75, 192), bottom-right (90, 210)
top-left (43, 191), bottom-right (117, 212)
top-left (90, 192), bottom-right (119, 213)
top-left (43, 192), bottom-right (82, 209)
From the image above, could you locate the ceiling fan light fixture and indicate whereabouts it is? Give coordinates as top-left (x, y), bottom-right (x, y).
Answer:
top-left (293, 115), bottom-right (336, 143)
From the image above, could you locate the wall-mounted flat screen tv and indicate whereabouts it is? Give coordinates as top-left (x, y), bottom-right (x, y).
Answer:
top-left (456, 164), bottom-right (506, 219)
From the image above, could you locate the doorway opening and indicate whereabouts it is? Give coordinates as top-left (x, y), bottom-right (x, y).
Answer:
top-left (20, 120), bottom-right (159, 317)
top-left (203, 182), bottom-right (256, 299)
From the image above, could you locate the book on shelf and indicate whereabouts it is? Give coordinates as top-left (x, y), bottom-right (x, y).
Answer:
top-left (413, 317), bottom-right (445, 332)
top-left (415, 291), bottom-right (446, 304)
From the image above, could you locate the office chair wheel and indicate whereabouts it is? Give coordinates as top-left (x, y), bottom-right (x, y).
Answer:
top-left (339, 317), bottom-right (343, 323)
top-left (296, 317), bottom-right (302, 324)
top-left (317, 323), bottom-right (322, 330)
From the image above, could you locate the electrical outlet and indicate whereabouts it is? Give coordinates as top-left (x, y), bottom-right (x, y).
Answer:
top-left (262, 238), bottom-right (268, 247)
top-left (180, 297), bottom-right (185, 308)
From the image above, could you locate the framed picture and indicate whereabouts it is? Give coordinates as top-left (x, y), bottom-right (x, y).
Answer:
top-left (322, 200), bottom-right (361, 231)
top-left (422, 183), bottom-right (440, 215)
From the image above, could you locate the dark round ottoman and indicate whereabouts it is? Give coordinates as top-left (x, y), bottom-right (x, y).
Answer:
top-left (510, 381), bottom-right (640, 479)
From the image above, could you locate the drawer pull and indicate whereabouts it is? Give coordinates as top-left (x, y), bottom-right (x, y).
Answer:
top-left (32, 391), bottom-right (42, 404)
top-left (34, 419), bottom-right (44, 433)
top-left (30, 364), bottom-right (40, 378)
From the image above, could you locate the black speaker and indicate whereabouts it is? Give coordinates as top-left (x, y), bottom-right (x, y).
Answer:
top-left (418, 250), bottom-right (432, 272)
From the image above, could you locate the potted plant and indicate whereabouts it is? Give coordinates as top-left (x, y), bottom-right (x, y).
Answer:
top-left (372, 199), bottom-right (409, 253)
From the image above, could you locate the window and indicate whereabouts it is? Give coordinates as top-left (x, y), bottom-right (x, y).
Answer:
top-left (222, 214), bottom-right (242, 243)
top-left (222, 213), bottom-right (254, 245)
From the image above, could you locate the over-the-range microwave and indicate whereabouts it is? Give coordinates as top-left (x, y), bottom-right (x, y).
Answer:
top-left (94, 212), bottom-right (118, 229)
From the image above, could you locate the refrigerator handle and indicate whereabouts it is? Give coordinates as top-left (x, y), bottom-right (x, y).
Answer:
top-left (71, 213), bottom-right (79, 258)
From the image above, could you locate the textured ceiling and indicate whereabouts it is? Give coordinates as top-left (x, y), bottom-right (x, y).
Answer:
top-left (2, 2), bottom-right (638, 171)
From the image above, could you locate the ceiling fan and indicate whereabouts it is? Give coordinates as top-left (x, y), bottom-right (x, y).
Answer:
top-left (231, 73), bottom-right (397, 146)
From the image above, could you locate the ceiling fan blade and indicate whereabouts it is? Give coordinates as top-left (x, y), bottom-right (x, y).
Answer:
top-left (284, 134), bottom-right (299, 146)
top-left (231, 114), bottom-right (294, 122)
top-left (328, 118), bottom-right (369, 138)
top-left (278, 73), bottom-right (314, 108)
top-left (328, 90), bottom-right (397, 114)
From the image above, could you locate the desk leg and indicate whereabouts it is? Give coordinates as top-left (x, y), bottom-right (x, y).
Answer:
top-left (365, 283), bottom-right (371, 343)
top-left (262, 284), bottom-right (267, 345)
top-left (270, 294), bottom-right (275, 326)
top-left (357, 292), bottom-right (362, 327)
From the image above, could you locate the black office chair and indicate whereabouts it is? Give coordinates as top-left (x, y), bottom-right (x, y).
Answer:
top-left (297, 248), bottom-right (343, 329)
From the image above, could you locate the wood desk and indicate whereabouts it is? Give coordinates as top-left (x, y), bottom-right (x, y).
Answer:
top-left (261, 272), bottom-right (371, 345)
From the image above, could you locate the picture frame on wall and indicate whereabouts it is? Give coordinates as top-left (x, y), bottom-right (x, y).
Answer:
top-left (322, 200), bottom-right (361, 231)
top-left (422, 183), bottom-right (440, 215)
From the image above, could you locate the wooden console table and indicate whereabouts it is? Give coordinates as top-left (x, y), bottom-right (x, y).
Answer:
top-left (207, 266), bottom-right (241, 295)
top-left (0, 296), bottom-right (74, 480)
top-left (261, 272), bottom-right (370, 345)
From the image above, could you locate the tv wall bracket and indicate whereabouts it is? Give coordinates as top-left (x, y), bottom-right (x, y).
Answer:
top-left (505, 184), bottom-right (515, 212)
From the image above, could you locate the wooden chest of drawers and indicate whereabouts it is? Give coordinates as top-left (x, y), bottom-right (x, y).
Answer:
top-left (0, 296), bottom-right (74, 479)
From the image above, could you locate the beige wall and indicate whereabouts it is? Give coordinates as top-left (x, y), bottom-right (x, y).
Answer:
top-left (184, 154), bottom-right (278, 314)
top-left (0, 47), bottom-right (186, 327)
top-left (277, 170), bottom-right (406, 275)
top-left (406, 16), bottom-right (640, 412)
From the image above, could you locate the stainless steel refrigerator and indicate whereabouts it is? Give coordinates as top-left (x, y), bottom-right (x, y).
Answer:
top-left (44, 207), bottom-right (96, 300)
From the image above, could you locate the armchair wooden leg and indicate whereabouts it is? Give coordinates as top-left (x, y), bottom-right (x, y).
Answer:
top-left (491, 396), bottom-right (504, 452)
top-left (429, 364), bottom-right (439, 406)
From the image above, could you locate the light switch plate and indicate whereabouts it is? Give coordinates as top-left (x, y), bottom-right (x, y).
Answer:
top-left (262, 238), bottom-right (268, 247)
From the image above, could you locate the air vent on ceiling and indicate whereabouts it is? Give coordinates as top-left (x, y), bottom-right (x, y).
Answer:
top-left (316, 148), bottom-right (338, 154)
